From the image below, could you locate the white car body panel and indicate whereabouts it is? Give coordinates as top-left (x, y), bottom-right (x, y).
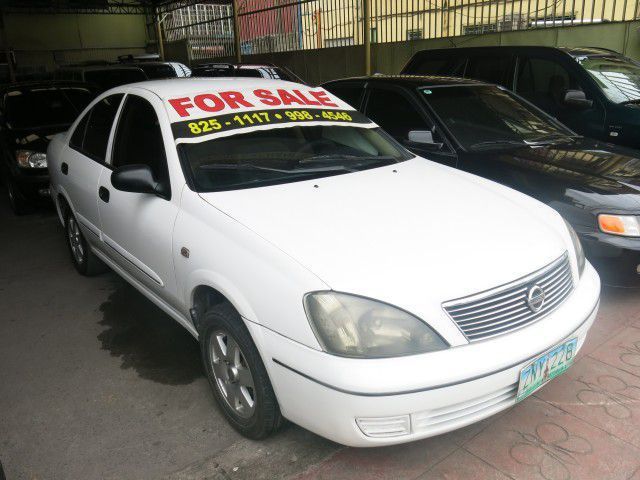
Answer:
top-left (47, 78), bottom-right (601, 447)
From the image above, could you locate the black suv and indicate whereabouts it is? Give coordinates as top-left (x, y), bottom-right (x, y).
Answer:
top-left (401, 46), bottom-right (640, 150)
top-left (323, 75), bottom-right (640, 284)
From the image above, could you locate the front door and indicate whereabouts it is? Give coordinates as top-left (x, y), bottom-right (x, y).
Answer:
top-left (97, 92), bottom-right (180, 302)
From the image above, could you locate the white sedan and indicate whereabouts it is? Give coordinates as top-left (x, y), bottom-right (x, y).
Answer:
top-left (47, 78), bottom-right (600, 447)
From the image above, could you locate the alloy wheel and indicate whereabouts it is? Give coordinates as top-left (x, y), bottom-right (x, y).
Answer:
top-left (209, 329), bottom-right (256, 418)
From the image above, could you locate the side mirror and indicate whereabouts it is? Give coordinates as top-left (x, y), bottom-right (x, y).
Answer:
top-left (564, 90), bottom-right (593, 109)
top-left (111, 164), bottom-right (161, 195)
top-left (406, 130), bottom-right (443, 150)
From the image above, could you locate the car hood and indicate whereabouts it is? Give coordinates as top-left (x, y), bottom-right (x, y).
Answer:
top-left (10, 126), bottom-right (69, 153)
top-left (199, 158), bottom-right (567, 321)
top-left (497, 140), bottom-right (640, 193)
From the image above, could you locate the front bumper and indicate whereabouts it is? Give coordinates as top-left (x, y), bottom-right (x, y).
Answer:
top-left (248, 262), bottom-right (601, 447)
top-left (10, 168), bottom-right (51, 204)
top-left (582, 231), bottom-right (640, 283)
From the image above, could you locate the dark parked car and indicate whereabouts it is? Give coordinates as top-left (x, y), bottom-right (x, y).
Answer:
top-left (0, 81), bottom-right (95, 213)
top-left (54, 61), bottom-right (189, 93)
top-left (401, 46), bottom-right (640, 151)
top-left (323, 75), bottom-right (640, 283)
top-left (191, 62), bottom-right (305, 83)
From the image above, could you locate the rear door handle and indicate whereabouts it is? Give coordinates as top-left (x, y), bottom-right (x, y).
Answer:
top-left (61, 162), bottom-right (68, 175)
top-left (99, 186), bottom-right (110, 203)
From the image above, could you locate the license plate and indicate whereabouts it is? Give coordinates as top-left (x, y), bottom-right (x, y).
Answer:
top-left (516, 337), bottom-right (578, 402)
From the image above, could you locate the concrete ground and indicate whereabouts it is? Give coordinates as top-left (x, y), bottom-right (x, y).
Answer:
top-left (1, 195), bottom-right (639, 480)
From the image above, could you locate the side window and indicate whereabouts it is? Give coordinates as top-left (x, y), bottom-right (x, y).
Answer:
top-left (465, 55), bottom-right (512, 86)
top-left (516, 57), bottom-right (580, 111)
top-left (409, 56), bottom-right (467, 77)
top-left (69, 93), bottom-right (123, 162)
top-left (324, 84), bottom-right (364, 109)
top-left (112, 95), bottom-right (170, 193)
top-left (365, 88), bottom-right (429, 140)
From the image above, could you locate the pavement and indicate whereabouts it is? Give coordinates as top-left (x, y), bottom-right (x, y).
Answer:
top-left (0, 194), bottom-right (639, 480)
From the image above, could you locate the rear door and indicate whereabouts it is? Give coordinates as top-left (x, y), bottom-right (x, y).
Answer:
top-left (97, 90), bottom-right (180, 302)
top-left (63, 94), bottom-right (123, 241)
top-left (464, 52), bottom-right (516, 88)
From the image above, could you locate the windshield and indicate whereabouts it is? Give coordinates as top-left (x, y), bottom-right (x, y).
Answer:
top-left (4, 87), bottom-right (94, 130)
top-left (420, 85), bottom-right (575, 150)
top-left (180, 125), bottom-right (412, 192)
top-left (576, 55), bottom-right (640, 104)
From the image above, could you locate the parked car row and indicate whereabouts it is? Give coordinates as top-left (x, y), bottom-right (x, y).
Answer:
top-left (2, 45), bottom-right (638, 448)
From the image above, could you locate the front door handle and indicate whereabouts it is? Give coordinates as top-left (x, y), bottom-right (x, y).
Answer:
top-left (61, 162), bottom-right (68, 175)
top-left (99, 186), bottom-right (110, 203)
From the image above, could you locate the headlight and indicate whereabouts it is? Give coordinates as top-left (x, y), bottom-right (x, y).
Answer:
top-left (16, 150), bottom-right (47, 169)
top-left (598, 214), bottom-right (640, 237)
top-left (303, 291), bottom-right (447, 358)
top-left (564, 219), bottom-right (586, 277)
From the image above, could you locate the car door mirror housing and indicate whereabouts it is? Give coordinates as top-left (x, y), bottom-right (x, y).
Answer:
top-left (564, 90), bottom-right (593, 109)
top-left (408, 130), bottom-right (435, 144)
top-left (111, 164), bottom-right (161, 196)
top-left (406, 130), bottom-right (444, 151)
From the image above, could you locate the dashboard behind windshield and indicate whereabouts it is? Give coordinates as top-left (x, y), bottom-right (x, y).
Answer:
top-left (179, 125), bottom-right (412, 192)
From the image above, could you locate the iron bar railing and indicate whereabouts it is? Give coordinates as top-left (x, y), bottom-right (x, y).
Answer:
top-left (162, 0), bottom-right (640, 60)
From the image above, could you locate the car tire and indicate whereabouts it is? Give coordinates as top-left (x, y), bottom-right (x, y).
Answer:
top-left (64, 210), bottom-right (106, 276)
top-left (200, 303), bottom-right (283, 439)
top-left (6, 179), bottom-right (30, 215)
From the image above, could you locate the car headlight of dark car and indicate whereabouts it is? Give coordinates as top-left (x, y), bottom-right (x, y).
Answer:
top-left (16, 150), bottom-right (47, 169)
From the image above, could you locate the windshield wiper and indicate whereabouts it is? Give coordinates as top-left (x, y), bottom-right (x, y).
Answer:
top-left (620, 99), bottom-right (640, 105)
top-left (198, 163), bottom-right (356, 174)
top-left (297, 154), bottom-right (397, 167)
top-left (468, 140), bottom-right (527, 151)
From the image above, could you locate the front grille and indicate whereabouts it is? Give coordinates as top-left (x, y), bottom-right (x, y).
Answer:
top-left (443, 253), bottom-right (574, 342)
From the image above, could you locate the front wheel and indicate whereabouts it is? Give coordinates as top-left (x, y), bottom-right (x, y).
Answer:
top-left (200, 304), bottom-right (283, 439)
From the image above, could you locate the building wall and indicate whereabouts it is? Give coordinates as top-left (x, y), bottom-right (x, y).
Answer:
top-left (2, 13), bottom-right (149, 76)
top-left (299, 0), bottom-right (638, 47)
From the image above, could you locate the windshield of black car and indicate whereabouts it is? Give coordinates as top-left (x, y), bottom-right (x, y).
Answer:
top-left (4, 87), bottom-right (94, 130)
top-left (138, 64), bottom-right (178, 79)
top-left (180, 125), bottom-right (412, 192)
top-left (576, 55), bottom-right (640, 103)
top-left (420, 85), bottom-right (575, 150)
top-left (84, 68), bottom-right (147, 90)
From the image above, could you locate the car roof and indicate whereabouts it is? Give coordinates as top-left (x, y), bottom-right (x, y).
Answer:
top-left (324, 74), bottom-right (486, 88)
top-left (0, 80), bottom-right (94, 93)
top-left (407, 45), bottom-right (622, 57)
top-left (58, 64), bottom-right (145, 73)
top-left (129, 77), bottom-right (306, 99)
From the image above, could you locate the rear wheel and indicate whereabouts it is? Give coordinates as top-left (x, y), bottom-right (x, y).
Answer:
top-left (64, 210), bottom-right (106, 276)
top-left (200, 303), bottom-right (283, 439)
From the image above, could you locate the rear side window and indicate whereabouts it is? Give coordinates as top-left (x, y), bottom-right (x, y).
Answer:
top-left (70, 94), bottom-right (123, 163)
top-left (465, 55), bottom-right (512, 86)
top-left (365, 88), bottom-right (427, 140)
top-left (112, 95), bottom-right (170, 194)
top-left (324, 84), bottom-right (364, 109)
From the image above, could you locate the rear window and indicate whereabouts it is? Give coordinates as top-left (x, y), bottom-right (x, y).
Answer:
top-left (403, 54), bottom-right (466, 77)
top-left (138, 64), bottom-right (178, 79)
top-left (4, 87), bottom-right (94, 130)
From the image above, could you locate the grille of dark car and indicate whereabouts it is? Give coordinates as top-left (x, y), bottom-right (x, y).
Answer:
top-left (443, 253), bottom-right (573, 341)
